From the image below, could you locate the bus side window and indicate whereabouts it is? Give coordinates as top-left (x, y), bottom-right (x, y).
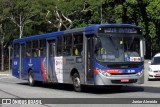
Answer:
top-left (14, 43), bottom-right (20, 58)
top-left (15, 52), bottom-right (19, 58)
top-left (63, 35), bottom-right (72, 56)
top-left (39, 39), bottom-right (46, 57)
top-left (33, 50), bottom-right (38, 57)
top-left (26, 51), bottom-right (31, 57)
top-left (73, 33), bottom-right (83, 56)
top-left (57, 36), bottom-right (62, 56)
top-left (32, 40), bottom-right (38, 57)
top-left (26, 41), bottom-right (32, 57)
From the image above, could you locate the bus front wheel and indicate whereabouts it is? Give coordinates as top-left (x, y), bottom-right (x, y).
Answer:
top-left (72, 73), bottom-right (81, 92)
top-left (28, 70), bottom-right (35, 86)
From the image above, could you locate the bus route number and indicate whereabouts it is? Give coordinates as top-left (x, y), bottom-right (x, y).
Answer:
top-left (127, 70), bottom-right (135, 73)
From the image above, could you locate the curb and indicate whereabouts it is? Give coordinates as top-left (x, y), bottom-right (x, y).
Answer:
top-left (0, 74), bottom-right (11, 76)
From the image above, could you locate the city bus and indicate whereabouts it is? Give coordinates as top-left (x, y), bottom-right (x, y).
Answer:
top-left (12, 24), bottom-right (145, 92)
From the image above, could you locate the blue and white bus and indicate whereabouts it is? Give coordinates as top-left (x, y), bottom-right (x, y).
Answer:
top-left (12, 24), bottom-right (145, 91)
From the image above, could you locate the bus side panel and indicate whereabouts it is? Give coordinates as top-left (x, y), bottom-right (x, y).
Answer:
top-left (62, 56), bottom-right (85, 84)
top-left (62, 56), bottom-right (73, 84)
top-left (32, 58), bottom-right (45, 81)
top-left (55, 57), bottom-right (63, 83)
top-left (23, 58), bottom-right (45, 81)
top-left (12, 58), bottom-right (20, 78)
top-left (22, 58), bottom-right (30, 80)
top-left (49, 57), bottom-right (57, 82)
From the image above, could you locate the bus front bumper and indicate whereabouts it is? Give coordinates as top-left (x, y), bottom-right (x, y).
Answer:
top-left (95, 72), bottom-right (144, 85)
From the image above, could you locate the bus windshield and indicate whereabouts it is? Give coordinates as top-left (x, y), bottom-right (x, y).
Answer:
top-left (95, 34), bottom-right (141, 62)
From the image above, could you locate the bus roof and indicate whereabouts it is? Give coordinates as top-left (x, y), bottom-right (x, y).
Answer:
top-left (13, 31), bottom-right (64, 43)
top-left (13, 24), bottom-right (142, 43)
top-left (87, 23), bottom-right (140, 27)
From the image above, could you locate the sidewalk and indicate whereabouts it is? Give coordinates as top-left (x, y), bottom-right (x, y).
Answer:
top-left (0, 70), bottom-right (12, 76)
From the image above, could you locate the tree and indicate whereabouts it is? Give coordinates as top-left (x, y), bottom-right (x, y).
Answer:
top-left (0, 0), bottom-right (11, 71)
top-left (0, 0), bottom-right (160, 63)
top-left (39, 0), bottom-right (83, 31)
top-left (37, 0), bottom-right (104, 31)
top-left (146, 0), bottom-right (160, 55)
top-left (8, 0), bottom-right (39, 38)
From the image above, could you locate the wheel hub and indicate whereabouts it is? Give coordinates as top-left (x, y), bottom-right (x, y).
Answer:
top-left (29, 75), bottom-right (33, 83)
top-left (74, 77), bottom-right (80, 87)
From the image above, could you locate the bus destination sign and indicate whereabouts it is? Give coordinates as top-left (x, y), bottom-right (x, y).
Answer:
top-left (98, 27), bottom-right (142, 34)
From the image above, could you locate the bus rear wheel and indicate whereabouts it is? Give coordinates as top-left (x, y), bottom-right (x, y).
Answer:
top-left (28, 70), bottom-right (35, 86)
top-left (72, 73), bottom-right (81, 92)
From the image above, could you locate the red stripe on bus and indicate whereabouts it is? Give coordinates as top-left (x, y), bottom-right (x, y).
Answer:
top-left (94, 70), bottom-right (99, 74)
top-left (41, 61), bottom-right (47, 81)
top-left (104, 69), bottom-right (119, 74)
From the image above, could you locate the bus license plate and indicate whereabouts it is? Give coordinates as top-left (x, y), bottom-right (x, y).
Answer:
top-left (121, 79), bottom-right (129, 82)
top-left (155, 74), bottom-right (160, 76)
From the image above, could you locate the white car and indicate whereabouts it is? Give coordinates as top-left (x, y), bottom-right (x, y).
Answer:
top-left (148, 53), bottom-right (160, 81)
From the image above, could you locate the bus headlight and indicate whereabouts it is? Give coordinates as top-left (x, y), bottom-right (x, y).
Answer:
top-left (137, 71), bottom-right (143, 76)
top-left (99, 69), bottom-right (111, 76)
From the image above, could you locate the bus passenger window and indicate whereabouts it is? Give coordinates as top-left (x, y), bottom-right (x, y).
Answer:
top-left (63, 35), bottom-right (72, 56)
top-left (39, 40), bottom-right (46, 57)
top-left (73, 33), bottom-right (83, 56)
top-left (26, 41), bottom-right (32, 57)
top-left (34, 52), bottom-right (37, 57)
top-left (57, 36), bottom-right (62, 56)
top-left (14, 43), bottom-right (20, 58)
top-left (32, 40), bottom-right (38, 57)
top-left (32, 49), bottom-right (38, 57)
top-left (73, 45), bottom-right (83, 56)
top-left (15, 53), bottom-right (19, 57)
top-left (39, 48), bottom-right (45, 57)
top-left (73, 46), bottom-right (79, 55)
top-left (26, 51), bottom-right (31, 57)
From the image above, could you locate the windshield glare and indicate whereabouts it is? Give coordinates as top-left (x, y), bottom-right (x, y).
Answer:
top-left (151, 57), bottom-right (160, 65)
top-left (95, 34), bottom-right (141, 62)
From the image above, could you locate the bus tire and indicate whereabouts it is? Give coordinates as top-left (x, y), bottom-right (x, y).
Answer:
top-left (28, 70), bottom-right (35, 86)
top-left (72, 73), bottom-right (81, 92)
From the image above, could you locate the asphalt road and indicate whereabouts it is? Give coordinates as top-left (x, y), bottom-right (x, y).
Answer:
top-left (0, 60), bottom-right (160, 107)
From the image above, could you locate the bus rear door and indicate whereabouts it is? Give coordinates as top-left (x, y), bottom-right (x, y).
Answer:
top-left (46, 39), bottom-right (57, 82)
top-left (19, 43), bottom-right (25, 79)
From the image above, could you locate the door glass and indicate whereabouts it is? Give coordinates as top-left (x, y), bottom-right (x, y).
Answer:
top-left (20, 44), bottom-right (25, 79)
top-left (49, 42), bottom-right (55, 57)
top-left (87, 37), bottom-right (94, 81)
top-left (47, 40), bottom-right (56, 81)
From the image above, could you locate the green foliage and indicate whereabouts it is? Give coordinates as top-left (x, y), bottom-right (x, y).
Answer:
top-left (0, 0), bottom-right (160, 57)
top-left (148, 22), bottom-right (156, 38)
top-left (114, 5), bottom-right (123, 23)
top-left (147, 0), bottom-right (160, 20)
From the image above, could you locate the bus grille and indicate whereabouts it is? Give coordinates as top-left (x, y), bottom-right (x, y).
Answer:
top-left (111, 79), bottom-right (137, 84)
top-left (111, 73), bottom-right (136, 75)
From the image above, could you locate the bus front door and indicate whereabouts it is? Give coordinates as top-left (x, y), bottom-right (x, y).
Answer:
top-left (47, 39), bottom-right (56, 82)
top-left (85, 36), bottom-right (94, 82)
